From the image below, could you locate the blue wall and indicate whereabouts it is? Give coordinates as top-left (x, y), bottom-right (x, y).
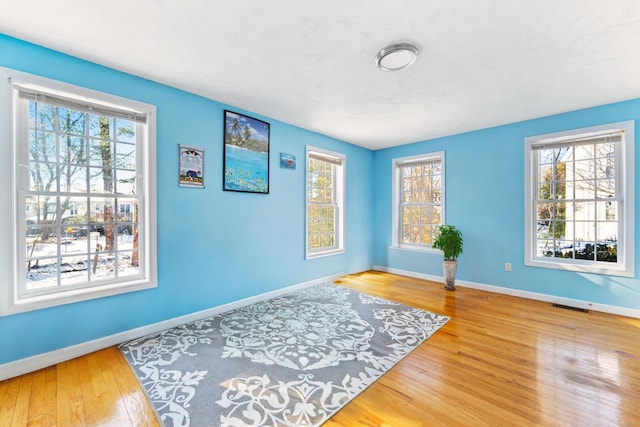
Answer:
top-left (0, 35), bottom-right (374, 364)
top-left (373, 101), bottom-right (640, 310)
top-left (2, 32), bottom-right (639, 367)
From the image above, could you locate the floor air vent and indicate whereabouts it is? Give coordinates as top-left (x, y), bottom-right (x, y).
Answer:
top-left (553, 303), bottom-right (588, 313)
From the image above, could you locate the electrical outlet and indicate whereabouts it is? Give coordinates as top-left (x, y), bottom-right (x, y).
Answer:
top-left (505, 262), bottom-right (512, 272)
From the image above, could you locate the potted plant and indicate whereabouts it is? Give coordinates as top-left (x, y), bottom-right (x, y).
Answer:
top-left (432, 225), bottom-right (464, 291)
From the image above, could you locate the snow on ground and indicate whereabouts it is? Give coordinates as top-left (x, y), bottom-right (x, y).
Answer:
top-left (26, 233), bottom-right (138, 289)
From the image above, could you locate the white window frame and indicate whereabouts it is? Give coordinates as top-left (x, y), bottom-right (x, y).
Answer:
top-left (0, 68), bottom-right (157, 316)
top-left (305, 146), bottom-right (345, 259)
top-left (392, 151), bottom-right (445, 251)
top-left (524, 121), bottom-right (634, 277)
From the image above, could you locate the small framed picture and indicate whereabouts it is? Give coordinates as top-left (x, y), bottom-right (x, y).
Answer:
top-left (280, 153), bottom-right (296, 169)
top-left (178, 145), bottom-right (205, 188)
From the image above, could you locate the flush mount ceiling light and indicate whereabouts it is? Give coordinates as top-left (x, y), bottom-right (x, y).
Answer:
top-left (375, 42), bottom-right (419, 71)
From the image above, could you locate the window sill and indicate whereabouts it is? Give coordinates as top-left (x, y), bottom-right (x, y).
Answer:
top-left (1, 279), bottom-right (157, 316)
top-left (525, 258), bottom-right (634, 278)
top-left (306, 248), bottom-right (345, 260)
top-left (390, 245), bottom-right (442, 255)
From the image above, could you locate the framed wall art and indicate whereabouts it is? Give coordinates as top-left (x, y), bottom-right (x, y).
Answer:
top-left (223, 110), bottom-right (270, 194)
top-left (178, 144), bottom-right (205, 188)
top-left (280, 153), bottom-right (296, 169)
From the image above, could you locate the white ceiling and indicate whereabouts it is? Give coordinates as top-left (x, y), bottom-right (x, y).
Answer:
top-left (2, 0), bottom-right (640, 150)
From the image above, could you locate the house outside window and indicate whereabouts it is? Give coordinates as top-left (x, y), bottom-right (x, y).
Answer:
top-left (0, 68), bottom-right (157, 315)
top-left (306, 146), bottom-right (345, 258)
top-left (392, 152), bottom-right (445, 249)
top-left (524, 121), bottom-right (634, 277)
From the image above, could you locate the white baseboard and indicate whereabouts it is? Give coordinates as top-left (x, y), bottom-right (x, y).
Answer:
top-left (0, 273), bottom-right (343, 381)
top-left (372, 265), bottom-right (640, 319)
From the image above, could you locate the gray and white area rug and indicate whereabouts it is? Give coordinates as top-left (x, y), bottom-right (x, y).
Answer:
top-left (118, 283), bottom-right (449, 427)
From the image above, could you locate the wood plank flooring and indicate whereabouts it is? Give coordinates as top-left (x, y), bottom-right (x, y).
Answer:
top-left (1, 271), bottom-right (639, 426)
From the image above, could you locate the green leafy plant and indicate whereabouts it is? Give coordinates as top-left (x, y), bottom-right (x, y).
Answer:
top-left (432, 225), bottom-right (464, 260)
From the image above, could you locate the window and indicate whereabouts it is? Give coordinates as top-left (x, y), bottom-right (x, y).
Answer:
top-left (525, 121), bottom-right (634, 277)
top-left (392, 152), bottom-right (444, 249)
top-left (306, 147), bottom-right (345, 258)
top-left (0, 68), bottom-right (157, 315)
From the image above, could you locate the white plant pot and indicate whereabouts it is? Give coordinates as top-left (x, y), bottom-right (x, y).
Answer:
top-left (442, 260), bottom-right (458, 291)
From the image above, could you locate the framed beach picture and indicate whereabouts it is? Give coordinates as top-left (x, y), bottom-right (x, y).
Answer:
top-left (223, 110), bottom-right (270, 194)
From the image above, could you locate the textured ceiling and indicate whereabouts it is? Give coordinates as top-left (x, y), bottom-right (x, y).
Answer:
top-left (2, 0), bottom-right (640, 149)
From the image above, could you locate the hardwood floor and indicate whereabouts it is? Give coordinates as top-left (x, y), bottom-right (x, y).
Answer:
top-left (1, 271), bottom-right (639, 426)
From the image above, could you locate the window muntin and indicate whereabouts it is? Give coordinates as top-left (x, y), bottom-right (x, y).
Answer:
top-left (23, 105), bottom-right (140, 296)
top-left (306, 147), bottom-right (345, 258)
top-left (525, 121), bottom-right (634, 276)
top-left (393, 152), bottom-right (444, 249)
top-left (1, 68), bottom-right (157, 315)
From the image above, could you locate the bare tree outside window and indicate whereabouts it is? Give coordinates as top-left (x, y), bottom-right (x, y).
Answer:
top-left (1, 68), bottom-right (156, 315)
top-left (533, 133), bottom-right (622, 265)
top-left (393, 152), bottom-right (444, 249)
top-left (24, 101), bottom-right (141, 291)
top-left (306, 148), bottom-right (345, 258)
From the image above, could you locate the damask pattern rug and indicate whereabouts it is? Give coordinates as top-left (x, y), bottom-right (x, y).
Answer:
top-left (118, 283), bottom-right (449, 426)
